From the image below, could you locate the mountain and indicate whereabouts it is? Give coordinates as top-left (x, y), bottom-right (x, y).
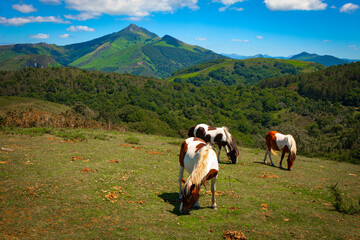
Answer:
top-left (0, 24), bottom-right (225, 78)
top-left (289, 52), bottom-right (349, 67)
top-left (224, 52), bottom-right (359, 66)
top-left (169, 58), bottom-right (325, 86)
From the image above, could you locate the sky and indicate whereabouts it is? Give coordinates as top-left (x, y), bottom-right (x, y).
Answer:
top-left (0, 0), bottom-right (359, 59)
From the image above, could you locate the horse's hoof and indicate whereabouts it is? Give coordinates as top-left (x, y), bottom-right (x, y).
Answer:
top-left (212, 206), bottom-right (218, 210)
top-left (194, 205), bottom-right (200, 210)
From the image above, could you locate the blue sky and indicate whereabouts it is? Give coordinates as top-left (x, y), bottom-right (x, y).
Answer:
top-left (0, 0), bottom-right (359, 59)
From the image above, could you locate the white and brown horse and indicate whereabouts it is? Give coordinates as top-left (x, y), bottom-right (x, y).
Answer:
top-left (178, 137), bottom-right (219, 214)
top-left (264, 131), bottom-right (297, 170)
top-left (188, 123), bottom-right (239, 164)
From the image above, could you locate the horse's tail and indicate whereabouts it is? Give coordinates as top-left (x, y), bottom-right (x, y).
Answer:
top-left (270, 148), bottom-right (278, 156)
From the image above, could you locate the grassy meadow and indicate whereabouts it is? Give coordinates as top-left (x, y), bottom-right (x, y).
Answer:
top-left (0, 128), bottom-right (359, 239)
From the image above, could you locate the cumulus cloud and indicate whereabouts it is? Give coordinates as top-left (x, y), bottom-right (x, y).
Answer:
top-left (64, 12), bottom-right (100, 21)
top-left (195, 37), bottom-right (207, 41)
top-left (62, 0), bottom-right (199, 17)
top-left (264, 0), bottom-right (327, 11)
top-left (256, 36), bottom-right (264, 39)
top-left (0, 16), bottom-right (70, 26)
top-left (214, 0), bottom-right (244, 5)
top-left (340, 3), bottom-right (359, 13)
top-left (58, 33), bottom-right (70, 38)
top-left (29, 33), bottom-right (50, 39)
top-left (12, 4), bottom-right (37, 13)
top-left (39, 0), bottom-right (62, 4)
top-left (232, 39), bottom-right (250, 42)
top-left (67, 25), bottom-right (95, 32)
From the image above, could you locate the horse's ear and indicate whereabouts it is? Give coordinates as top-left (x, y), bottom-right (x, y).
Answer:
top-left (181, 177), bottom-right (186, 183)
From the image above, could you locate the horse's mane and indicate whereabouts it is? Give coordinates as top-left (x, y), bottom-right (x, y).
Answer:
top-left (288, 135), bottom-right (297, 155)
top-left (184, 144), bottom-right (213, 194)
top-left (222, 126), bottom-right (239, 155)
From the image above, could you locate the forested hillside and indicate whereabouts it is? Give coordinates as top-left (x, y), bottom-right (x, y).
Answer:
top-left (0, 66), bottom-right (359, 164)
top-left (259, 62), bottom-right (360, 107)
top-left (169, 58), bottom-right (324, 86)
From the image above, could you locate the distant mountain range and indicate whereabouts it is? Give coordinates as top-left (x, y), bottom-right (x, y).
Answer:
top-left (222, 52), bottom-right (359, 67)
top-left (0, 24), bottom-right (225, 78)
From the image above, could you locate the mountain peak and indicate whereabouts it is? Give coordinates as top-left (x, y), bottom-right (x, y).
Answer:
top-left (124, 24), bottom-right (142, 32)
top-left (120, 24), bottom-right (158, 39)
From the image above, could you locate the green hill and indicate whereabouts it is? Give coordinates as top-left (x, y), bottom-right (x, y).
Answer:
top-left (0, 66), bottom-right (359, 164)
top-left (0, 24), bottom-right (225, 78)
top-left (169, 58), bottom-right (325, 86)
top-left (290, 52), bottom-right (348, 67)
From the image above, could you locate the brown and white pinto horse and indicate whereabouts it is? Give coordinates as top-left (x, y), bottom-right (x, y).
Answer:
top-left (264, 131), bottom-right (297, 170)
top-left (188, 123), bottom-right (239, 164)
top-left (178, 137), bottom-right (219, 214)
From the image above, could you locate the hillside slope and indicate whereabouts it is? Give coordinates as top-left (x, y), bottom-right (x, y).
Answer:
top-left (0, 67), bottom-right (358, 164)
top-left (169, 58), bottom-right (325, 86)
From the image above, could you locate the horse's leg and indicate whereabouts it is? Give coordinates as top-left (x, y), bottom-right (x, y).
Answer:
top-left (194, 201), bottom-right (200, 210)
top-left (178, 166), bottom-right (184, 200)
top-left (217, 145), bottom-right (221, 163)
top-left (268, 150), bottom-right (275, 166)
top-left (211, 176), bottom-right (218, 209)
top-left (263, 149), bottom-right (268, 164)
top-left (279, 152), bottom-right (285, 169)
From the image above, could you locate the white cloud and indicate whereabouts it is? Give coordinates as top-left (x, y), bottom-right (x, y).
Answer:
top-left (12, 4), bottom-right (37, 13)
top-left (67, 25), bottom-right (95, 32)
top-left (195, 37), bottom-right (207, 41)
top-left (39, 0), bottom-right (62, 4)
top-left (322, 39), bottom-right (329, 43)
top-left (64, 12), bottom-right (100, 21)
top-left (58, 33), bottom-right (70, 38)
top-left (340, 3), bottom-right (359, 13)
top-left (264, 0), bottom-right (327, 11)
top-left (349, 45), bottom-right (357, 48)
top-left (29, 33), bottom-right (50, 39)
top-left (232, 39), bottom-right (250, 42)
top-left (256, 36), bottom-right (264, 39)
top-left (0, 16), bottom-right (70, 26)
top-left (62, 0), bottom-right (199, 17)
top-left (214, 0), bottom-right (244, 5)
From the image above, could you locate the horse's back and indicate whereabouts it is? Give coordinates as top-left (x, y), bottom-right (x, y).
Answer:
top-left (180, 137), bottom-right (206, 172)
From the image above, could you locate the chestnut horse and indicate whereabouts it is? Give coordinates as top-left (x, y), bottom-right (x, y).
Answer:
top-left (178, 137), bottom-right (219, 214)
top-left (188, 123), bottom-right (239, 164)
top-left (264, 131), bottom-right (297, 170)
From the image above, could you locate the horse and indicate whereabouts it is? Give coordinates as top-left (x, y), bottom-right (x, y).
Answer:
top-left (264, 131), bottom-right (297, 170)
top-left (188, 123), bottom-right (239, 164)
top-left (178, 137), bottom-right (219, 214)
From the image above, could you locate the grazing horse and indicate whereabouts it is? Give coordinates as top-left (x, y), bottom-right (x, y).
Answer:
top-left (264, 131), bottom-right (297, 170)
top-left (178, 137), bottom-right (219, 214)
top-left (188, 123), bottom-right (239, 164)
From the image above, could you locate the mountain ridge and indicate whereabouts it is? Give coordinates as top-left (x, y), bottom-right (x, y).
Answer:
top-left (0, 24), bottom-right (225, 78)
top-left (222, 51), bottom-right (359, 66)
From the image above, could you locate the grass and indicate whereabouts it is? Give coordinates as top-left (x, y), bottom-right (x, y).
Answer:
top-left (0, 128), bottom-right (359, 239)
top-left (0, 96), bottom-right (71, 117)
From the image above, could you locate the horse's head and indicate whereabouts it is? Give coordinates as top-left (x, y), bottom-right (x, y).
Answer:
top-left (287, 154), bottom-right (296, 170)
top-left (180, 178), bottom-right (200, 214)
top-left (226, 148), bottom-right (238, 164)
top-left (225, 138), bottom-right (239, 164)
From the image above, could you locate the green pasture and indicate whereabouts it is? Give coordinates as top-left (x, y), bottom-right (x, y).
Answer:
top-left (0, 128), bottom-right (359, 239)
